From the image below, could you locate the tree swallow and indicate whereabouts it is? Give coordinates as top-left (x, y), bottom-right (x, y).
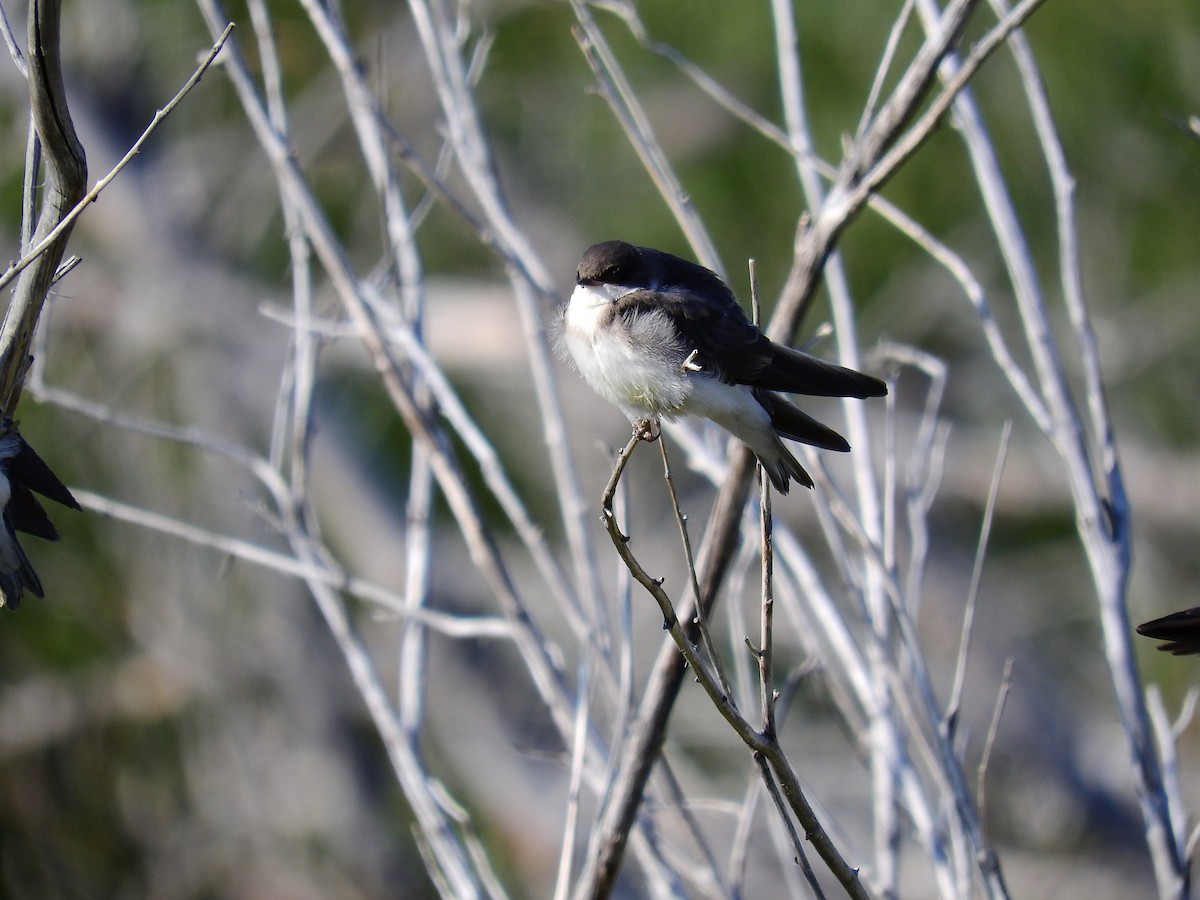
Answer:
top-left (556, 240), bottom-right (887, 493)
top-left (0, 419), bottom-right (80, 609)
top-left (1137, 608), bottom-right (1200, 656)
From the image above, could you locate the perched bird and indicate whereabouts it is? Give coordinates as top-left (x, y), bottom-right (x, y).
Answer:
top-left (0, 419), bottom-right (80, 609)
top-left (1137, 608), bottom-right (1200, 656)
top-left (556, 240), bottom-right (887, 493)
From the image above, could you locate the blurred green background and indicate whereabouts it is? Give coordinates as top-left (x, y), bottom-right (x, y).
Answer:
top-left (0, 1), bottom-right (1195, 897)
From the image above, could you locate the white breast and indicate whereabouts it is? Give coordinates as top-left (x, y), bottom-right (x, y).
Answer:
top-left (561, 284), bottom-right (693, 420)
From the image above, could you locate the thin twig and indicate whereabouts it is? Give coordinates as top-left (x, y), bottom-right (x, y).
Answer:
top-left (750, 262), bottom-right (778, 742)
top-left (727, 776), bottom-right (762, 898)
top-left (569, 1), bottom-right (721, 274)
top-left (0, 22), bottom-right (234, 298)
top-left (0, 1), bottom-right (26, 76)
top-left (71, 488), bottom-right (514, 638)
top-left (597, 439), bottom-right (870, 900)
top-left (944, 422), bottom-right (1012, 734)
top-left (976, 658), bottom-right (1014, 836)
top-left (754, 751), bottom-right (826, 900)
top-left (657, 434), bottom-right (734, 702)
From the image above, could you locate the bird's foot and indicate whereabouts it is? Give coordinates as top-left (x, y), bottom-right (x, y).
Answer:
top-left (633, 418), bottom-right (660, 443)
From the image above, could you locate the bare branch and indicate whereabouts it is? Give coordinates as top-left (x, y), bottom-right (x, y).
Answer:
top-left (0, 0), bottom-right (88, 413)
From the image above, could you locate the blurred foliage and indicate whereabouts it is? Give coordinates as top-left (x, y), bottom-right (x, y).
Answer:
top-left (0, 0), bottom-right (1192, 897)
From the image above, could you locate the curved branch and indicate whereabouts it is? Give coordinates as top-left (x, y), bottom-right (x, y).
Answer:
top-left (595, 435), bottom-right (870, 900)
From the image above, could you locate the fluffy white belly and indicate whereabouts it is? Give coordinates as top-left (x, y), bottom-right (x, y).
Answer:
top-left (561, 286), bottom-right (693, 419)
top-left (562, 326), bottom-right (691, 419)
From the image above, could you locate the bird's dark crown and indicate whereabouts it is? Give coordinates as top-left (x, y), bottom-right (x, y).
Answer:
top-left (576, 240), bottom-right (647, 286)
top-left (576, 241), bottom-right (731, 303)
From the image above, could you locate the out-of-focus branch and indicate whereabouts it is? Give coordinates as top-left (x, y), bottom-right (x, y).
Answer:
top-left (772, 0), bottom-right (1048, 345)
top-left (72, 487), bottom-right (514, 639)
top-left (5, 18), bottom-right (230, 412)
top-left (0, 0), bottom-right (86, 415)
top-left (405, 0), bottom-right (611, 681)
top-left (193, 4), bottom-right (533, 894)
top-left (909, 0), bottom-right (1183, 892)
top-left (570, 1), bottom-right (721, 274)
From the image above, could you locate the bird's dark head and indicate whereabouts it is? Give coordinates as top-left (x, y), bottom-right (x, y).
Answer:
top-left (576, 240), bottom-right (648, 288)
top-left (577, 241), bottom-right (732, 307)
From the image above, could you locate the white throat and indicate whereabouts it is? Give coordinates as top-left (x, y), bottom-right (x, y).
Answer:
top-left (565, 282), bottom-right (636, 337)
top-left (571, 282), bottom-right (638, 308)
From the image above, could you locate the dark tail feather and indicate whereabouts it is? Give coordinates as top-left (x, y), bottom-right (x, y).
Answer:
top-left (1137, 607), bottom-right (1200, 655)
top-left (756, 391), bottom-right (851, 452)
top-left (762, 345), bottom-right (887, 399)
top-left (8, 484), bottom-right (59, 541)
top-left (0, 515), bottom-right (42, 609)
top-left (755, 444), bottom-right (812, 494)
top-left (11, 438), bottom-right (80, 510)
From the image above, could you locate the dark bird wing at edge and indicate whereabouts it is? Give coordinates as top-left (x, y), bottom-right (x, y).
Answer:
top-left (8, 483), bottom-right (61, 541)
top-left (10, 436), bottom-right (80, 511)
top-left (613, 287), bottom-right (887, 400)
top-left (0, 509), bottom-right (44, 606)
top-left (0, 422), bottom-right (80, 540)
top-left (0, 422), bottom-right (79, 608)
top-left (1137, 607), bottom-right (1200, 656)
